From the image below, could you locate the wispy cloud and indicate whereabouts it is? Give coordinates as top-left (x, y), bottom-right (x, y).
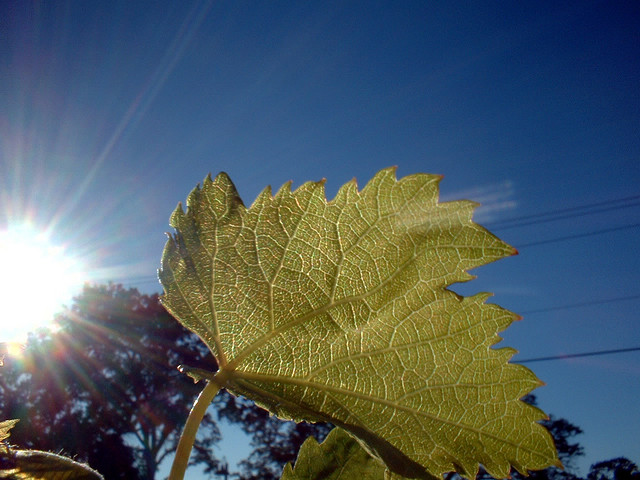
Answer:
top-left (442, 180), bottom-right (517, 224)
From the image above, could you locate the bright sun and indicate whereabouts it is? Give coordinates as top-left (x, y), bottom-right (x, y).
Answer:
top-left (0, 224), bottom-right (86, 344)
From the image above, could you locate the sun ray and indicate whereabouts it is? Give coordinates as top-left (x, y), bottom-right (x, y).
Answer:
top-left (61, 0), bottom-right (215, 224)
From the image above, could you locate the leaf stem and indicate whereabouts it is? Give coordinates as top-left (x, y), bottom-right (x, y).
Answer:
top-left (168, 379), bottom-right (222, 480)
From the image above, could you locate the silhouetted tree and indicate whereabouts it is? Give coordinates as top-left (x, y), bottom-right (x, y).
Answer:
top-left (2, 285), bottom-right (635, 480)
top-left (519, 394), bottom-right (584, 480)
top-left (218, 390), bottom-right (587, 480)
top-left (0, 284), bottom-right (221, 480)
top-left (217, 394), bottom-right (332, 480)
top-left (587, 458), bottom-right (640, 480)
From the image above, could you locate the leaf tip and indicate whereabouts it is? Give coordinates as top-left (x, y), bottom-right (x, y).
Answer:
top-left (213, 171), bottom-right (232, 184)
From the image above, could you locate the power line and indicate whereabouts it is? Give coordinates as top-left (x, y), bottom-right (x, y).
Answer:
top-left (113, 270), bottom-right (640, 320)
top-left (518, 346), bottom-right (640, 364)
top-left (518, 223), bottom-right (640, 248)
top-left (490, 194), bottom-right (640, 225)
top-left (520, 294), bottom-right (640, 314)
top-left (101, 197), bottom-right (640, 288)
top-left (121, 276), bottom-right (640, 319)
top-left (493, 201), bottom-right (640, 230)
top-left (487, 194), bottom-right (640, 230)
top-left (111, 222), bottom-right (640, 287)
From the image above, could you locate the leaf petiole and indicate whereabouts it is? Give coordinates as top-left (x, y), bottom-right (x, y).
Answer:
top-left (178, 364), bottom-right (217, 383)
top-left (168, 375), bottom-right (224, 480)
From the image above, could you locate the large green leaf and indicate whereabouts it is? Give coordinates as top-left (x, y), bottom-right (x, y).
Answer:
top-left (160, 168), bottom-right (559, 479)
top-left (281, 427), bottom-right (385, 480)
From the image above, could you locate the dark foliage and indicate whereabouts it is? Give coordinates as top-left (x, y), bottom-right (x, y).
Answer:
top-left (587, 458), bottom-right (640, 480)
top-left (217, 393), bottom-right (332, 480)
top-left (1, 284), bottom-right (636, 480)
top-left (516, 395), bottom-right (585, 480)
top-left (0, 284), bottom-right (221, 480)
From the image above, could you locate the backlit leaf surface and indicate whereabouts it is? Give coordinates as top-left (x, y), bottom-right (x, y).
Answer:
top-left (281, 427), bottom-right (385, 480)
top-left (1, 420), bottom-right (103, 479)
top-left (0, 450), bottom-right (104, 479)
top-left (160, 168), bottom-right (558, 479)
top-left (0, 419), bottom-right (19, 447)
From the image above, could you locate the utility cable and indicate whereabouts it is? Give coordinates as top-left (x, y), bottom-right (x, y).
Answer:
top-left (521, 294), bottom-right (640, 314)
top-left (113, 197), bottom-right (640, 288)
top-left (487, 194), bottom-right (640, 230)
top-left (492, 200), bottom-right (640, 230)
top-left (518, 223), bottom-right (640, 248)
top-left (120, 223), bottom-right (640, 287)
top-left (518, 346), bottom-right (640, 364)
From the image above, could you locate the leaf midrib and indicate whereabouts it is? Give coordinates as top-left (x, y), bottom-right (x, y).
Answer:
top-left (226, 194), bottom-right (436, 369)
top-left (303, 302), bottom-right (506, 381)
top-left (258, 189), bottom-right (315, 333)
top-left (225, 246), bottom-right (420, 370)
top-left (229, 370), bottom-right (548, 460)
top-left (204, 202), bottom-right (226, 366)
top-left (225, 235), bottom-right (493, 372)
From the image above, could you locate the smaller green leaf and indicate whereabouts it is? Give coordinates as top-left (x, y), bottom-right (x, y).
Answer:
top-left (0, 449), bottom-right (104, 480)
top-left (0, 419), bottom-right (19, 443)
top-left (281, 427), bottom-right (387, 480)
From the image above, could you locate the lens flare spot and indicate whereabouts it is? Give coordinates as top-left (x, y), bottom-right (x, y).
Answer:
top-left (0, 224), bottom-right (86, 343)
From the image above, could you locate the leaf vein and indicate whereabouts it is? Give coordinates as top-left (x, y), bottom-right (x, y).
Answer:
top-left (232, 371), bottom-right (546, 458)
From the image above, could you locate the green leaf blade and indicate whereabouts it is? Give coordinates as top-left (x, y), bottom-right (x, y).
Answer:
top-left (0, 449), bottom-right (104, 480)
top-left (160, 167), bottom-right (559, 479)
top-left (281, 427), bottom-right (386, 480)
top-left (0, 419), bottom-right (19, 444)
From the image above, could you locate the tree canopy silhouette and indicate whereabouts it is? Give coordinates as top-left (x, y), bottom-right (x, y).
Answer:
top-left (1, 284), bottom-right (637, 480)
top-left (217, 394), bottom-right (332, 480)
top-left (0, 284), bottom-right (220, 479)
top-left (587, 458), bottom-right (640, 480)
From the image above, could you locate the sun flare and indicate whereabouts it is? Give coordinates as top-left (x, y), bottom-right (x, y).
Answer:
top-left (0, 224), bottom-right (86, 344)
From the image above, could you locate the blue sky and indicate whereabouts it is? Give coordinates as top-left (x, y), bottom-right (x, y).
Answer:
top-left (1, 0), bottom-right (638, 477)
